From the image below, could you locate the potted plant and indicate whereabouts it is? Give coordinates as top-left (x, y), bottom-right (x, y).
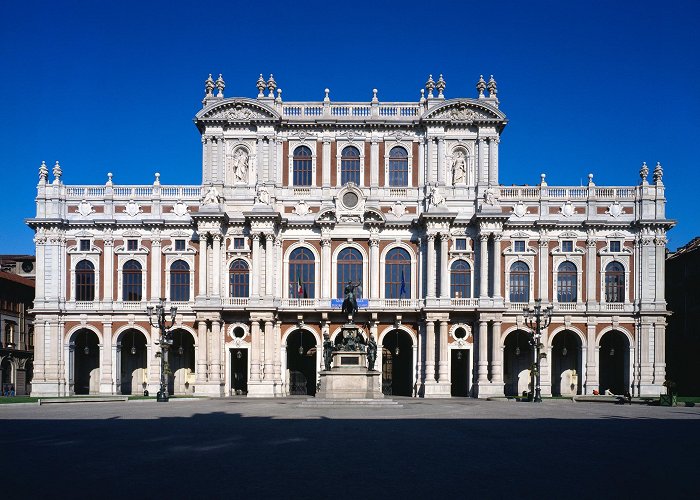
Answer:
top-left (660, 380), bottom-right (677, 406)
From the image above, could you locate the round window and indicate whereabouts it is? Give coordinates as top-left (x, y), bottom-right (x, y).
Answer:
top-left (233, 327), bottom-right (245, 338)
top-left (342, 191), bottom-right (359, 208)
top-left (454, 327), bottom-right (466, 339)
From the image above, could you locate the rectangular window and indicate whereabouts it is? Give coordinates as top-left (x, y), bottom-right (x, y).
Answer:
top-left (513, 240), bottom-right (525, 253)
top-left (127, 239), bottom-right (138, 251)
top-left (561, 240), bottom-right (573, 253)
top-left (455, 238), bottom-right (467, 251)
top-left (79, 239), bottom-right (90, 251)
top-left (610, 241), bottom-right (621, 253)
top-left (233, 237), bottom-right (245, 249)
top-left (174, 239), bottom-right (186, 251)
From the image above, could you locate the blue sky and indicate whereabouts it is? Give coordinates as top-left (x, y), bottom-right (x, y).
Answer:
top-left (1, 0), bottom-right (698, 253)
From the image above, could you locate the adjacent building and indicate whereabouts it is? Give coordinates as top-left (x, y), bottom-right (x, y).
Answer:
top-left (26, 73), bottom-right (673, 398)
top-left (0, 268), bottom-right (35, 395)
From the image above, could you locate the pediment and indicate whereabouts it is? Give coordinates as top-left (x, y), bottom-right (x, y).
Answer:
top-left (422, 99), bottom-right (506, 124)
top-left (196, 98), bottom-right (280, 124)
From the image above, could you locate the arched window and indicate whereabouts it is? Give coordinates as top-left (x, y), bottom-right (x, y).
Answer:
top-left (289, 247), bottom-right (315, 298)
top-left (450, 260), bottom-right (471, 298)
top-left (170, 260), bottom-right (190, 302)
top-left (509, 261), bottom-right (530, 303)
top-left (557, 261), bottom-right (577, 303)
top-left (605, 262), bottom-right (625, 303)
top-left (293, 146), bottom-right (312, 186)
top-left (122, 260), bottom-right (142, 302)
top-left (75, 259), bottom-right (95, 301)
top-left (388, 146), bottom-right (408, 187)
top-left (341, 146), bottom-right (360, 185)
top-left (337, 248), bottom-right (363, 298)
top-left (229, 260), bottom-right (250, 298)
top-left (385, 248), bottom-right (411, 298)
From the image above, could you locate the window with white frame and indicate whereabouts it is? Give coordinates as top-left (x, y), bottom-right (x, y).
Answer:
top-left (513, 240), bottom-right (526, 253)
top-left (79, 239), bottom-right (91, 252)
top-left (126, 239), bottom-right (138, 251)
top-left (609, 240), bottom-right (621, 253)
top-left (455, 238), bottom-right (467, 251)
top-left (174, 239), bottom-right (186, 252)
top-left (561, 240), bottom-right (574, 253)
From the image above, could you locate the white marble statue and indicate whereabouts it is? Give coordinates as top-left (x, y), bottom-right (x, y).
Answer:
top-left (202, 185), bottom-right (220, 205)
top-left (232, 148), bottom-right (249, 183)
top-left (452, 150), bottom-right (467, 184)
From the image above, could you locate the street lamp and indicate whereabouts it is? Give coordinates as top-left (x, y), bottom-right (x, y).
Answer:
top-left (523, 298), bottom-right (553, 403)
top-left (147, 298), bottom-right (177, 402)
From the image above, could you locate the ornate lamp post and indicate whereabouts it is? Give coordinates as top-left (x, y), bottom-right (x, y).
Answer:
top-left (147, 298), bottom-right (177, 402)
top-left (523, 298), bottom-right (553, 403)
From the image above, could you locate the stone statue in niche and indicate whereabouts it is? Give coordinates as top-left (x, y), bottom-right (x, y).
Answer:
top-left (231, 148), bottom-right (249, 184)
top-left (452, 150), bottom-right (467, 184)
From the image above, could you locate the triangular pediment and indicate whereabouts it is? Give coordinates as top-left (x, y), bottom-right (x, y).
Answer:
top-left (422, 99), bottom-right (506, 124)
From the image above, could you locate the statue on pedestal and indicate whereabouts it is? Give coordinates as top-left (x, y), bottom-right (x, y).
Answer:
top-left (341, 281), bottom-right (359, 318)
top-left (367, 336), bottom-right (377, 371)
top-left (323, 333), bottom-right (334, 371)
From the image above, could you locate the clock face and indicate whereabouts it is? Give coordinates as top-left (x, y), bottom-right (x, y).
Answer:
top-left (22, 261), bottom-right (33, 273)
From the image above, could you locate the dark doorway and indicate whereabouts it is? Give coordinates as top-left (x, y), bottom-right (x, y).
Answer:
top-left (503, 330), bottom-right (533, 397)
top-left (230, 348), bottom-right (248, 395)
top-left (72, 329), bottom-right (100, 395)
top-left (168, 330), bottom-right (195, 395)
top-left (551, 331), bottom-right (582, 396)
top-left (382, 330), bottom-right (413, 396)
top-left (599, 331), bottom-right (629, 395)
top-left (119, 329), bottom-right (147, 395)
top-left (451, 349), bottom-right (469, 396)
top-left (287, 330), bottom-right (317, 396)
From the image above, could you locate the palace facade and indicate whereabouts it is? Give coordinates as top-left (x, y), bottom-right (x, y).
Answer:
top-left (27, 74), bottom-right (673, 398)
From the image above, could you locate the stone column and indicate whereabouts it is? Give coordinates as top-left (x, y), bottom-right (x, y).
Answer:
top-left (437, 320), bottom-right (449, 384)
top-left (249, 319), bottom-right (261, 382)
top-left (274, 320), bottom-right (282, 392)
top-left (321, 237), bottom-right (331, 299)
top-left (100, 321), bottom-right (113, 394)
top-left (425, 320), bottom-right (436, 383)
top-left (654, 322), bottom-right (666, 391)
top-left (538, 236), bottom-right (549, 303)
top-left (103, 238), bottom-right (113, 302)
top-left (437, 137), bottom-right (445, 185)
top-left (251, 234), bottom-right (260, 297)
top-left (418, 140), bottom-right (425, 187)
top-left (488, 136), bottom-right (499, 186)
top-left (426, 234), bottom-right (436, 298)
top-left (493, 234), bottom-right (502, 299)
top-left (265, 234), bottom-right (275, 296)
top-left (370, 236), bottom-right (380, 299)
top-left (211, 234), bottom-right (221, 297)
top-left (322, 138), bottom-right (331, 187)
top-left (151, 238), bottom-right (161, 300)
top-left (477, 320), bottom-right (489, 385)
top-left (655, 237), bottom-right (666, 303)
top-left (586, 236), bottom-right (597, 303)
top-left (585, 322), bottom-right (598, 394)
top-left (197, 233), bottom-right (207, 297)
top-left (439, 234), bottom-right (450, 298)
top-left (196, 320), bottom-right (207, 384)
top-left (264, 320), bottom-right (274, 381)
top-left (490, 321), bottom-right (504, 394)
top-left (476, 138), bottom-right (485, 186)
top-left (209, 320), bottom-right (222, 383)
top-left (370, 139), bottom-right (379, 187)
top-left (479, 234), bottom-right (489, 298)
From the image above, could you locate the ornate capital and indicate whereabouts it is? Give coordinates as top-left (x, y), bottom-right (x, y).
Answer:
top-left (368, 238), bottom-right (379, 248)
top-left (479, 233), bottom-right (489, 242)
top-left (427, 233), bottom-right (436, 243)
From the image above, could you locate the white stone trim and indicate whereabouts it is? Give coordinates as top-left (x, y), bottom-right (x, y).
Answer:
top-left (335, 141), bottom-right (366, 187)
top-left (288, 141), bottom-right (317, 187)
top-left (447, 256), bottom-right (475, 298)
top-left (332, 242), bottom-right (369, 299)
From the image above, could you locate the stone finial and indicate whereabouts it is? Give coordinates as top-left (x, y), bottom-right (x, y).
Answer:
top-left (640, 161), bottom-right (649, 184)
top-left (154, 172), bottom-right (161, 186)
top-left (52, 161), bottom-right (62, 184)
top-left (436, 74), bottom-right (446, 98)
top-left (267, 74), bottom-right (277, 98)
top-left (256, 74), bottom-right (266, 98)
top-left (588, 173), bottom-right (594, 186)
top-left (419, 88), bottom-right (425, 104)
top-left (540, 173), bottom-right (547, 186)
top-left (476, 75), bottom-right (486, 98)
top-left (276, 88), bottom-right (282, 103)
top-left (487, 75), bottom-right (497, 97)
top-left (324, 88), bottom-right (330, 102)
top-left (372, 88), bottom-right (378, 103)
top-left (653, 162), bottom-right (664, 184)
top-left (215, 74), bottom-right (225, 97)
top-left (106, 172), bottom-right (113, 186)
top-left (38, 160), bottom-right (48, 183)
top-left (204, 74), bottom-right (215, 97)
top-left (425, 75), bottom-right (435, 98)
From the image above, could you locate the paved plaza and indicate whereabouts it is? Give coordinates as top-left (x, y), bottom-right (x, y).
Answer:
top-left (2, 398), bottom-right (699, 499)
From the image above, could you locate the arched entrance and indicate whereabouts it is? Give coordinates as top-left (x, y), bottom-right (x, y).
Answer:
top-left (550, 330), bottom-right (583, 396)
top-left (71, 329), bottom-right (100, 395)
top-left (599, 330), bottom-right (630, 395)
top-left (286, 329), bottom-right (317, 396)
top-left (168, 330), bottom-right (195, 395)
top-left (381, 330), bottom-right (413, 396)
top-left (503, 330), bottom-right (533, 397)
top-left (230, 326), bottom-right (248, 395)
top-left (117, 329), bottom-right (147, 395)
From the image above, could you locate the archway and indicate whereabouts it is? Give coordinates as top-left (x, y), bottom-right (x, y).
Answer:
top-left (117, 329), bottom-right (148, 395)
top-left (71, 329), bottom-right (100, 395)
top-left (550, 330), bottom-right (583, 396)
top-left (381, 329), bottom-right (413, 396)
top-left (599, 330), bottom-right (630, 395)
top-left (168, 330), bottom-right (195, 395)
top-left (230, 326), bottom-right (248, 395)
top-left (503, 330), bottom-right (533, 397)
top-left (286, 329), bottom-right (317, 396)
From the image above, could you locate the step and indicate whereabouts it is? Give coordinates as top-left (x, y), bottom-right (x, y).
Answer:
top-left (299, 398), bottom-right (402, 408)
top-left (38, 396), bottom-right (129, 405)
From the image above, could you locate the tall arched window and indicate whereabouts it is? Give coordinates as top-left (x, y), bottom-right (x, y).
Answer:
top-left (293, 146), bottom-right (312, 186)
top-left (388, 146), bottom-right (408, 187)
top-left (509, 261), bottom-right (530, 303)
top-left (337, 248), bottom-right (363, 298)
top-left (385, 248), bottom-right (411, 298)
top-left (341, 146), bottom-right (360, 185)
top-left (170, 260), bottom-right (190, 302)
top-left (229, 259), bottom-right (250, 298)
top-left (557, 261), bottom-right (577, 303)
top-left (289, 247), bottom-right (315, 298)
top-left (450, 260), bottom-right (471, 298)
top-left (75, 259), bottom-right (95, 301)
top-left (123, 260), bottom-right (142, 302)
top-left (605, 262), bottom-right (625, 303)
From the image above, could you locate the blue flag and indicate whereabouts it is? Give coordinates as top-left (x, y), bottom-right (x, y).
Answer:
top-left (400, 269), bottom-right (407, 297)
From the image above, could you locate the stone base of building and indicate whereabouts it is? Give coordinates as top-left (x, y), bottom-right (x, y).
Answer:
top-left (246, 380), bottom-right (277, 397)
top-left (639, 384), bottom-right (663, 397)
top-left (100, 382), bottom-right (115, 395)
top-left (30, 381), bottom-right (67, 397)
top-left (423, 381), bottom-right (451, 398)
top-left (475, 382), bottom-right (505, 398)
top-left (195, 381), bottom-right (225, 397)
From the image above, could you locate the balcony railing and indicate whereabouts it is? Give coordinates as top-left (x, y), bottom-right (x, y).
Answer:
top-left (498, 185), bottom-right (638, 201)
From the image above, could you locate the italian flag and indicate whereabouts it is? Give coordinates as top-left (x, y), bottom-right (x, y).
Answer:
top-left (296, 273), bottom-right (304, 298)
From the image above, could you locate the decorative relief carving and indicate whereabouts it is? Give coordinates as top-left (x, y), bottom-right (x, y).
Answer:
top-left (512, 202), bottom-right (529, 217)
top-left (560, 202), bottom-right (575, 217)
top-left (172, 202), bottom-right (190, 217)
top-left (202, 186), bottom-right (221, 205)
top-left (124, 200), bottom-right (142, 217)
top-left (293, 199), bottom-right (310, 216)
top-left (77, 200), bottom-right (94, 217)
top-left (452, 149), bottom-right (467, 185)
top-left (390, 200), bottom-right (406, 218)
top-left (483, 187), bottom-right (498, 206)
top-left (431, 103), bottom-right (490, 123)
top-left (606, 202), bottom-right (623, 218)
top-left (427, 184), bottom-right (445, 208)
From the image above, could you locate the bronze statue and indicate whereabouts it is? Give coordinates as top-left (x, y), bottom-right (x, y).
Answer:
top-left (367, 336), bottom-right (377, 371)
top-left (322, 333), bottom-right (334, 371)
top-left (341, 281), bottom-right (359, 318)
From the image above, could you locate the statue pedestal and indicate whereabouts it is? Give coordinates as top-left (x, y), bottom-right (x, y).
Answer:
top-left (317, 351), bottom-right (383, 399)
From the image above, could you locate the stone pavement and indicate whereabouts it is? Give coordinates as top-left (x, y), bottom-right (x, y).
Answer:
top-left (2, 398), bottom-right (698, 499)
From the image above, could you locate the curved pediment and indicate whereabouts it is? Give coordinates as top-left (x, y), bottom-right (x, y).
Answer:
top-left (195, 98), bottom-right (281, 125)
top-left (422, 99), bottom-right (507, 125)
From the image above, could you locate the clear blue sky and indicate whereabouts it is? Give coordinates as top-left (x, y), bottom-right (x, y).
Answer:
top-left (1, 0), bottom-right (698, 253)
